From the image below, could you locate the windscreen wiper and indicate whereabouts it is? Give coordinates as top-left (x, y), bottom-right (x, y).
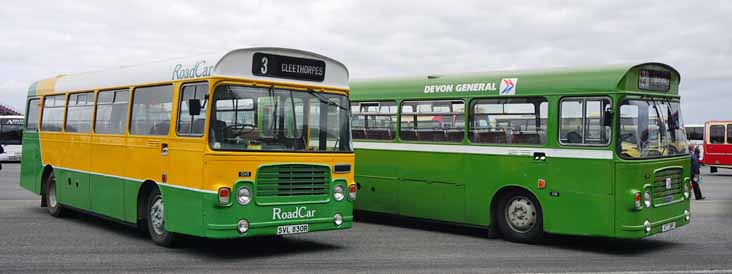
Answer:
top-left (306, 89), bottom-right (348, 111)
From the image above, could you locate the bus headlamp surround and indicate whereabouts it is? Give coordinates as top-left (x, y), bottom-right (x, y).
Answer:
top-left (683, 182), bottom-right (690, 199)
top-left (334, 184), bottom-right (345, 201)
top-left (643, 190), bottom-right (652, 208)
top-left (237, 186), bottom-right (252, 205)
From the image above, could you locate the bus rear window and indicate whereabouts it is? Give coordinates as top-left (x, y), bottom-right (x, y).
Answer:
top-left (710, 125), bottom-right (725, 144)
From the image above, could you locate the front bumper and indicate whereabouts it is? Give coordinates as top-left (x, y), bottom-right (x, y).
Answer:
top-left (203, 195), bottom-right (354, 239)
top-left (621, 211), bottom-right (688, 236)
top-left (617, 200), bottom-right (690, 238)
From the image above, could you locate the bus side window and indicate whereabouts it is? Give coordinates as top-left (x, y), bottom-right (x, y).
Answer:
top-left (710, 125), bottom-right (725, 144)
top-left (469, 97), bottom-right (547, 145)
top-left (559, 97), bottom-right (611, 146)
top-left (351, 101), bottom-right (397, 140)
top-left (130, 85), bottom-right (173, 136)
top-left (177, 83), bottom-right (209, 136)
top-left (65, 92), bottom-right (94, 133)
top-left (95, 89), bottom-right (130, 134)
top-left (25, 98), bottom-right (40, 130)
top-left (40, 95), bottom-right (67, 132)
top-left (727, 124), bottom-right (732, 144)
top-left (399, 100), bottom-right (464, 143)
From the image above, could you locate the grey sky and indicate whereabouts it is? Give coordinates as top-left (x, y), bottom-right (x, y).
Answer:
top-left (1, 0), bottom-right (730, 123)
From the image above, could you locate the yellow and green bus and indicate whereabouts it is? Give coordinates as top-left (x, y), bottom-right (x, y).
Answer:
top-left (20, 48), bottom-right (356, 246)
top-left (351, 63), bottom-right (691, 242)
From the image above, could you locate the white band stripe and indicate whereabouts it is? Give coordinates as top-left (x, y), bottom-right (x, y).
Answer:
top-left (353, 142), bottom-right (614, 160)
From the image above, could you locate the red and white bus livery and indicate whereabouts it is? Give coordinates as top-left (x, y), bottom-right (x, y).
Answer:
top-left (702, 121), bottom-right (732, 173)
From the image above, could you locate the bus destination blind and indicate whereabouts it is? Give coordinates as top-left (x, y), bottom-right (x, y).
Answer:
top-left (252, 52), bottom-right (326, 82)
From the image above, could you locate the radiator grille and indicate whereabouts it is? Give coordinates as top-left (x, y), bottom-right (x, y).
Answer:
top-left (256, 165), bottom-right (330, 197)
top-left (652, 168), bottom-right (683, 204)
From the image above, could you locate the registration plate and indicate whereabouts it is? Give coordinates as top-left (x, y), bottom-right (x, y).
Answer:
top-left (277, 224), bottom-right (309, 235)
top-left (661, 221), bottom-right (676, 232)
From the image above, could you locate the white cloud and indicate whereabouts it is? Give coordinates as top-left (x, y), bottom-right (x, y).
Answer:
top-left (0, 0), bottom-right (730, 123)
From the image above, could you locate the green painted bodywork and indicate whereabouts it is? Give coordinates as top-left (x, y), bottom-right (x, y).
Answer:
top-left (18, 132), bottom-right (352, 238)
top-left (19, 130), bottom-right (42, 194)
top-left (351, 63), bottom-right (690, 238)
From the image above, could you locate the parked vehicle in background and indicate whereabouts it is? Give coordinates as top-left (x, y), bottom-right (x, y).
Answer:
top-left (0, 115), bottom-right (24, 162)
top-left (702, 121), bottom-right (732, 173)
top-left (685, 124), bottom-right (704, 161)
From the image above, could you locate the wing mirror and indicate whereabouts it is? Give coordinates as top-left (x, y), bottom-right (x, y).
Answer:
top-left (603, 109), bottom-right (613, 127)
top-left (188, 99), bottom-right (202, 116)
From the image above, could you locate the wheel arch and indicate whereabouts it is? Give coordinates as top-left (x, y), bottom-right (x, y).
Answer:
top-left (136, 180), bottom-right (161, 226)
top-left (40, 165), bottom-right (54, 207)
top-left (489, 185), bottom-right (542, 231)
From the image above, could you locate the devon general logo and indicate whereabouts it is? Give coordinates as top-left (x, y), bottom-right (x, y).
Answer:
top-left (500, 78), bottom-right (518, 95)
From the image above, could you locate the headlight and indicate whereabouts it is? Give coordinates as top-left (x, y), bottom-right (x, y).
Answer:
top-left (333, 213), bottom-right (343, 226)
top-left (643, 191), bottom-right (652, 208)
top-left (684, 209), bottom-right (690, 222)
top-left (644, 220), bottom-right (652, 234)
top-left (334, 185), bottom-right (345, 201)
top-left (237, 219), bottom-right (249, 234)
top-left (237, 186), bottom-right (252, 205)
top-left (683, 183), bottom-right (690, 199)
top-left (634, 192), bottom-right (642, 210)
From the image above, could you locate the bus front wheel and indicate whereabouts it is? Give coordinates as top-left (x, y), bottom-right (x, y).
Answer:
top-left (710, 166), bottom-right (718, 173)
top-left (146, 187), bottom-right (176, 247)
top-left (496, 189), bottom-right (544, 243)
top-left (45, 172), bottom-right (66, 217)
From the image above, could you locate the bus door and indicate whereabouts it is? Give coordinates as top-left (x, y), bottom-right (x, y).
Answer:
top-left (704, 123), bottom-right (732, 166)
top-left (547, 97), bottom-right (614, 235)
top-left (126, 85), bottom-right (174, 217)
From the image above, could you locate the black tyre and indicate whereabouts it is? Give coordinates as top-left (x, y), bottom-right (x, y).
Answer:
top-left (710, 166), bottom-right (718, 173)
top-left (495, 189), bottom-right (544, 243)
top-left (45, 172), bottom-right (66, 217)
top-left (146, 187), bottom-right (176, 247)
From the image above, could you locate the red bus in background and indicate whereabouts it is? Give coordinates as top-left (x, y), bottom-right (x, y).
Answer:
top-left (703, 120), bottom-right (732, 173)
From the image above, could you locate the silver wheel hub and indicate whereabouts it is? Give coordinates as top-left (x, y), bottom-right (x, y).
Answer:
top-left (505, 196), bottom-right (537, 233)
top-left (150, 197), bottom-right (165, 235)
top-left (48, 178), bottom-right (57, 208)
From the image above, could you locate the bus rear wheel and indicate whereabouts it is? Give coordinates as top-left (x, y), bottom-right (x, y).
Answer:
top-left (496, 190), bottom-right (544, 243)
top-left (45, 172), bottom-right (66, 217)
top-left (146, 187), bottom-right (176, 247)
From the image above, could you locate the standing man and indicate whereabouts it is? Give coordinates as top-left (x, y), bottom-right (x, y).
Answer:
top-left (689, 144), bottom-right (705, 200)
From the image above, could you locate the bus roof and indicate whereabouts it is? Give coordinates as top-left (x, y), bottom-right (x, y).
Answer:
top-left (705, 120), bottom-right (732, 124)
top-left (350, 62), bottom-right (680, 101)
top-left (27, 47), bottom-right (349, 97)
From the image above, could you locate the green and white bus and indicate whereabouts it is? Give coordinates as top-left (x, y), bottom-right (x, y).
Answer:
top-left (350, 63), bottom-right (691, 242)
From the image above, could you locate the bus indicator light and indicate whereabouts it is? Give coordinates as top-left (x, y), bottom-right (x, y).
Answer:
top-left (537, 179), bottom-right (546, 189)
top-left (218, 187), bottom-right (231, 205)
top-left (349, 184), bottom-right (357, 200)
